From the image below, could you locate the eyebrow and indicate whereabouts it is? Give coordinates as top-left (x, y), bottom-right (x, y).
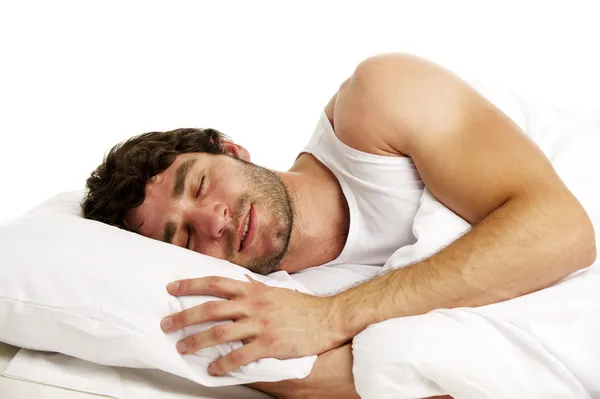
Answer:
top-left (173, 158), bottom-right (197, 198)
top-left (163, 221), bottom-right (177, 244)
top-left (163, 158), bottom-right (197, 244)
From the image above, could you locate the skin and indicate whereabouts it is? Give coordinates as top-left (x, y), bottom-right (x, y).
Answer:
top-left (129, 53), bottom-right (596, 398)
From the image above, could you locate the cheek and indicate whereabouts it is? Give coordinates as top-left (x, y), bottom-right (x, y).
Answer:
top-left (216, 170), bottom-right (247, 197)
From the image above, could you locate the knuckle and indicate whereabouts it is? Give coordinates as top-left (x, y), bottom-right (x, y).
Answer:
top-left (177, 279), bottom-right (190, 292)
top-left (203, 301), bottom-right (222, 317)
top-left (252, 299), bottom-right (271, 311)
top-left (212, 324), bottom-right (228, 341)
top-left (186, 337), bottom-right (198, 352)
top-left (173, 311), bottom-right (188, 326)
top-left (229, 350), bottom-right (246, 366)
top-left (262, 331), bottom-right (279, 347)
top-left (207, 276), bottom-right (223, 290)
top-left (210, 362), bottom-right (222, 375)
top-left (236, 283), bottom-right (248, 296)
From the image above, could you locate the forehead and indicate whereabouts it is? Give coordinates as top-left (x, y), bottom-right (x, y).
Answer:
top-left (126, 152), bottom-right (208, 239)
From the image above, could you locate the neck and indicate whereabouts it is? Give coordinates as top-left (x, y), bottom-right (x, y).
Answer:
top-left (273, 154), bottom-right (349, 273)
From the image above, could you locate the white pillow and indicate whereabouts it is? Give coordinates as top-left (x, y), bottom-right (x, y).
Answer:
top-left (0, 191), bottom-right (316, 387)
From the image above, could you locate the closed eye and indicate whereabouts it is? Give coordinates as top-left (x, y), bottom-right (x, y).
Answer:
top-left (185, 176), bottom-right (204, 249)
top-left (185, 225), bottom-right (192, 249)
top-left (195, 176), bottom-right (205, 198)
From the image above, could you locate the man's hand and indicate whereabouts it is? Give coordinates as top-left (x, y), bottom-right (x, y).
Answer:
top-left (160, 276), bottom-right (347, 376)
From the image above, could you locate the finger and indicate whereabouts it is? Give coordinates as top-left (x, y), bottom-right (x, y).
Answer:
top-left (208, 341), bottom-right (264, 376)
top-left (167, 276), bottom-right (249, 298)
top-left (176, 320), bottom-right (259, 354)
top-left (161, 299), bottom-right (248, 332)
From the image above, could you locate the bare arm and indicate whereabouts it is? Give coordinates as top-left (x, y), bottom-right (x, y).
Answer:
top-left (248, 344), bottom-right (359, 399)
top-left (328, 53), bottom-right (596, 337)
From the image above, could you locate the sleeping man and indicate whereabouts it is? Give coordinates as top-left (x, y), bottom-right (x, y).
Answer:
top-left (82, 53), bottom-right (596, 398)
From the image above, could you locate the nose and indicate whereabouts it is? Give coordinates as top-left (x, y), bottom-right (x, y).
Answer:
top-left (186, 201), bottom-right (230, 240)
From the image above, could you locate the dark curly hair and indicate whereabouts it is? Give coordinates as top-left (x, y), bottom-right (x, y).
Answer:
top-left (82, 127), bottom-right (230, 230)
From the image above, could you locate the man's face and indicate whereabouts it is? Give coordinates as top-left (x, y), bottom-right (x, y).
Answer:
top-left (126, 151), bottom-right (293, 274)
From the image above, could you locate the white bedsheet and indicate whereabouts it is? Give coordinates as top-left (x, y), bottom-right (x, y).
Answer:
top-left (0, 342), bottom-right (101, 399)
top-left (2, 347), bottom-right (270, 399)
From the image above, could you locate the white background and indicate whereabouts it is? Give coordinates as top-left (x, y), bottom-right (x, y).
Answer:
top-left (1, 0), bottom-right (599, 223)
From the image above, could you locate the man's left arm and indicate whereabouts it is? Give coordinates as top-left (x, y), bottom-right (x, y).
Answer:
top-left (327, 53), bottom-right (597, 338)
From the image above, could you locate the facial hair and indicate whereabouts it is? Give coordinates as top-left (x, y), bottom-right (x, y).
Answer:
top-left (224, 156), bottom-right (294, 275)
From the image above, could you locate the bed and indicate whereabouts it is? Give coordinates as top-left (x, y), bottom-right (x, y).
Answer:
top-left (0, 341), bottom-right (274, 398)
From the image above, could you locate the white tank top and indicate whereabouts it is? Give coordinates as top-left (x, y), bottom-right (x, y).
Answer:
top-left (301, 111), bottom-right (425, 266)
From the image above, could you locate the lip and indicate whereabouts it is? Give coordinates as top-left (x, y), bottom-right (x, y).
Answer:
top-left (239, 205), bottom-right (256, 253)
top-left (237, 206), bottom-right (250, 252)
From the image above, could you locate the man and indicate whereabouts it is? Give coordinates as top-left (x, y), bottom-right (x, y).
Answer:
top-left (82, 53), bottom-right (596, 398)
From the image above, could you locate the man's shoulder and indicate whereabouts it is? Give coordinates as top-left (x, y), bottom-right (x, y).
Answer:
top-left (326, 53), bottom-right (476, 158)
top-left (323, 71), bottom-right (405, 158)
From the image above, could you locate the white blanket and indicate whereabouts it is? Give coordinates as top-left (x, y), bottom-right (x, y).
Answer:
top-left (353, 191), bottom-right (600, 398)
top-left (353, 83), bottom-right (600, 398)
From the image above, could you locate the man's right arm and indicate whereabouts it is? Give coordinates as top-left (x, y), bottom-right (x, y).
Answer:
top-left (248, 344), bottom-right (358, 399)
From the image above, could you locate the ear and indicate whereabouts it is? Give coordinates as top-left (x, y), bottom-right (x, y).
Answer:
top-left (221, 141), bottom-right (251, 162)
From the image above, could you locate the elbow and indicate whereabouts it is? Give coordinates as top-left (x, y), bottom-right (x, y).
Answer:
top-left (581, 227), bottom-right (597, 268)
top-left (544, 188), bottom-right (597, 275)
top-left (570, 208), bottom-right (597, 271)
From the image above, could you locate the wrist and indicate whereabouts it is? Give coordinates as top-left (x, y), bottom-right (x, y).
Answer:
top-left (316, 295), bottom-right (349, 347)
top-left (328, 290), bottom-right (377, 342)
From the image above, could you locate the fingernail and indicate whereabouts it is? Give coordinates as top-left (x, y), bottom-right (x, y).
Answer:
top-left (160, 317), bottom-right (173, 331)
top-left (167, 282), bottom-right (180, 292)
top-left (208, 364), bottom-right (216, 375)
top-left (176, 341), bottom-right (187, 354)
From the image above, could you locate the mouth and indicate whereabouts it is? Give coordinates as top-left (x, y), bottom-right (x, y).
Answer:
top-left (238, 205), bottom-right (255, 253)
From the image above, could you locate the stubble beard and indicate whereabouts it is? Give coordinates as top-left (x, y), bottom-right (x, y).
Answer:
top-left (226, 158), bottom-right (294, 275)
